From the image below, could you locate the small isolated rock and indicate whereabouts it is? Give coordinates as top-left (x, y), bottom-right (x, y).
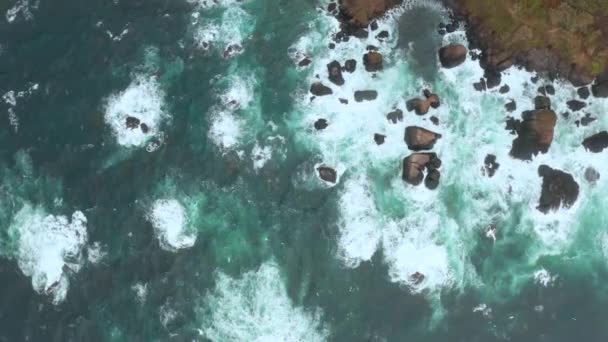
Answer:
top-left (537, 165), bottom-right (579, 213)
top-left (473, 78), bottom-right (487, 92)
top-left (438, 44), bottom-right (467, 68)
top-left (376, 30), bottom-right (389, 40)
top-left (578, 87), bottom-right (590, 99)
top-left (410, 272), bottom-right (425, 285)
top-left (343, 59), bottom-right (357, 73)
top-left (140, 123), bottom-right (149, 134)
top-left (580, 113), bottom-right (596, 127)
top-left (298, 58), bottom-right (311, 67)
top-left (339, 98), bottom-right (349, 104)
top-left (387, 109), bottom-right (403, 123)
top-left (545, 85), bottom-right (555, 95)
top-left (354, 90), bottom-right (378, 102)
top-left (374, 133), bottom-right (386, 145)
top-left (499, 84), bottom-right (510, 94)
top-left (566, 99), bottom-right (586, 111)
top-left (404, 126), bottom-right (442, 151)
top-left (327, 60), bottom-right (344, 86)
top-left (582, 131), bottom-right (608, 153)
top-left (505, 100), bottom-right (517, 112)
top-left (483, 154), bottom-right (500, 177)
top-left (314, 119), bottom-right (328, 130)
top-left (534, 96), bottom-right (551, 110)
top-left (317, 166), bottom-right (337, 183)
top-left (310, 82), bottom-right (333, 96)
top-left (430, 116), bottom-right (439, 125)
top-left (584, 167), bottom-right (600, 184)
top-left (363, 51), bottom-right (383, 72)
top-left (126, 116), bottom-right (140, 129)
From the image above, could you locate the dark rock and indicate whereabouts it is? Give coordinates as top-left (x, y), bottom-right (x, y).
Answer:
top-left (404, 126), bottom-right (441, 151)
top-left (499, 84), bottom-right (510, 94)
top-left (354, 90), bottom-right (378, 102)
top-left (425, 169), bottom-right (441, 190)
top-left (534, 96), bottom-right (551, 110)
top-left (537, 86), bottom-right (546, 96)
top-left (329, 43), bottom-right (336, 49)
top-left (370, 21), bottom-right (378, 31)
top-left (545, 85), bottom-right (555, 95)
top-left (531, 75), bottom-right (539, 83)
top-left (387, 109), bottom-right (403, 123)
top-left (505, 117), bottom-right (521, 133)
top-left (592, 80), bottom-right (608, 98)
top-left (430, 116), bottom-right (439, 125)
top-left (376, 30), bottom-right (389, 40)
top-left (445, 23), bottom-right (456, 33)
top-left (505, 100), bottom-right (517, 112)
top-left (374, 133), bottom-right (386, 145)
top-left (473, 78), bottom-right (487, 91)
top-left (352, 28), bottom-right (369, 39)
top-left (317, 166), bottom-right (337, 183)
top-left (483, 154), bottom-right (500, 177)
top-left (580, 113), bottom-right (596, 126)
top-left (126, 116), bottom-right (140, 129)
top-left (582, 131), bottom-right (608, 153)
top-left (298, 57), bottom-right (311, 67)
top-left (423, 89), bottom-right (440, 108)
top-left (410, 272), bottom-right (425, 285)
top-left (537, 165), bottom-right (579, 213)
top-left (363, 51), bottom-right (383, 72)
top-left (577, 87), bottom-right (590, 99)
top-left (438, 28), bottom-right (446, 35)
top-left (484, 69), bottom-right (501, 89)
top-left (339, 98), bottom-right (349, 104)
top-left (140, 123), bottom-right (149, 134)
top-left (438, 44), bottom-right (467, 68)
top-left (314, 119), bottom-right (328, 130)
top-left (327, 60), bottom-right (344, 85)
top-left (584, 167), bottom-right (600, 184)
top-left (402, 153), bottom-right (441, 187)
top-left (327, 2), bottom-right (336, 12)
top-left (406, 98), bottom-right (430, 115)
top-left (310, 82), bottom-right (332, 96)
top-left (566, 99), bottom-right (586, 111)
top-left (223, 44), bottom-right (243, 58)
top-left (510, 109), bottom-right (557, 160)
top-left (344, 59), bottom-right (357, 73)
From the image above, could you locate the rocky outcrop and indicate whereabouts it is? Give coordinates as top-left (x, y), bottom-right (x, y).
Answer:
top-left (438, 44), bottom-right (467, 68)
top-left (327, 60), bottom-right (345, 85)
top-left (585, 167), bottom-right (600, 184)
top-left (314, 119), bottom-right (329, 130)
top-left (310, 82), bottom-right (333, 96)
top-left (402, 152), bottom-right (442, 189)
top-left (338, 0), bottom-right (402, 27)
top-left (582, 131), bottom-right (608, 153)
top-left (510, 109), bottom-right (557, 160)
top-left (566, 99), bottom-right (586, 111)
top-left (537, 165), bottom-right (579, 213)
top-left (374, 133), bottom-right (386, 145)
top-left (404, 126), bottom-right (442, 151)
top-left (387, 109), bottom-right (403, 123)
top-left (354, 90), bottom-right (378, 102)
top-left (363, 51), bottom-right (383, 72)
top-left (317, 166), bottom-right (338, 183)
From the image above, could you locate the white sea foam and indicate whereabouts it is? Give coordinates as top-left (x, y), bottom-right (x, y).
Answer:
top-left (3, 83), bottom-right (39, 132)
top-left (6, 0), bottom-right (37, 23)
top-left (199, 261), bottom-right (329, 341)
top-left (132, 282), bottom-right (148, 304)
top-left (9, 204), bottom-right (88, 304)
top-left (148, 199), bottom-right (197, 252)
top-left (104, 75), bottom-right (167, 148)
top-left (533, 269), bottom-right (557, 287)
top-left (87, 241), bottom-right (106, 264)
top-left (208, 110), bottom-right (243, 151)
top-left (290, 0), bottom-right (608, 300)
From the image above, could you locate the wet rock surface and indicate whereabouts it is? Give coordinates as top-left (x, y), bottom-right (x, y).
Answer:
top-left (310, 82), bottom-right (333, 96)
top-left (354, 90), bottom-right (378, 102)
top-left (510, 109), bottom-right (557, 160)
top-left (402, 152), bottom-right (442, 189)
top-left (582, 131), bottom-right (608, 153)
top-left (317, 166), bottom-right (338, 183)
top-left (404, 126), bottom-right (441, 151)
top-left (438, 44), bottom-right (467, 68)
top-left (537, 165), bottom-right (579, 214)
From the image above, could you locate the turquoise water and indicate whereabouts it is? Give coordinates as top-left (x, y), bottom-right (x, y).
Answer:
top-left (1, 0), bottom-right (608, 341)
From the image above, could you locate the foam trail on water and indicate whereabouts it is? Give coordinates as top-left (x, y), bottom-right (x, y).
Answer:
top-left (198, 261), bottom-right (329, 341)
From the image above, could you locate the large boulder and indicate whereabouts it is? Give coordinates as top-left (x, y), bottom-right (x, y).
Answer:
top-left (354, 90), bottom-right (378, 102)
top-left (310, 82), bottom-right (333, 96)
top-left (339, 0), bottom-right (402, 27)
top-left (363, 51), bottom-right (383, 72)
top-left (537, 165), bottom-right (579, 213)
top-left (327, 60), bottom-right (345, 85)
top-left (582, 131), bottom-right (608, 153)
top-left (402, 152), bottom-right (442, 189)
top-left (510, 109), bottom-right (557, 160)
top-left (438, 44), bottom-right (467, 68)
top-left (404, 126), bottom-right (441, 151)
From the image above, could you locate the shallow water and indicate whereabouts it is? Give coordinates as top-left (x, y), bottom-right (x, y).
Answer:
top-left (1, 0), bottom-right (608, 341)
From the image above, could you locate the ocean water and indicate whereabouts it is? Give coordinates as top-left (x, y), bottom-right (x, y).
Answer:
top-left (1, 0), bottom-right (608, 341)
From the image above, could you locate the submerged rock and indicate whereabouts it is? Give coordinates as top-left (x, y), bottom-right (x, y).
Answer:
top-left (505, 100), bottom-right (516, 112)
top-left (327, 60), bottom-right (345, 85)
top-left (343, 59), bottom-right (357, 73)
top-left (510, 109), bottom-right (557, 160)
top-left (582, 131), bottom-right (608, 153)
top-left (354, 90), bottom-right (378, 102)
top-left (310, 82), bottom-right (333, 96)
top-left (317, 166), bottom-right (337, 183)
top-left (298, 57), bottom-right (312, 67)
top-left (578, 86), bottom-right (590, 99)
top-left (363, 51), bottom-right (383, 72)
top-left (537, 165), bottom-right (579, 213)
top-left (584, 167), bottom-right (600, 184)
top-left (438, 44), bottom-right (467, 68)
top-left (566, 99), bottom-right (586, 111)
top-left (404, 126), bottom-right (441, 151)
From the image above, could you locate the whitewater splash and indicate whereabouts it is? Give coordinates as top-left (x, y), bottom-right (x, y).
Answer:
top-left (147, 199), bottom-right (197, 252)
top-left (9, 204), bottom-right (88, 304)
top-left (198, 261), bottom-right (328, 341)
top-left (289, 0), bottom-right (608, 307)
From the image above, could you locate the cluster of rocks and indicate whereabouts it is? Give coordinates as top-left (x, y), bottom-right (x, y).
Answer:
top-left (125, 116), bottom-right (149, 134)
top-left (406, 89), bottom-right (440, 115)
top-left (508, 96), bottom-right (557, 160)
top-left (537, 165), bottom-right (579, 213)
top-left (402, 152), bottom-right (442, 189)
